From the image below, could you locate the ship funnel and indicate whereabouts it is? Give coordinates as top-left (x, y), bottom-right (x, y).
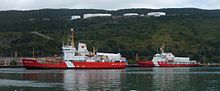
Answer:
top-left (78, 43), bottom-right (89, 55)
top-left (160, 44), bottom-right (165, 53)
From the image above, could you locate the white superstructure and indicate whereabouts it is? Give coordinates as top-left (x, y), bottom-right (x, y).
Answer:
top-left (97, 53), bottom-right (122, 61)
top-left (152, 52), bottom-right (197, 64)
top-left (61, 28), bottom-right (126, 63)
top-left (62, 43), bottom-right (126, 62)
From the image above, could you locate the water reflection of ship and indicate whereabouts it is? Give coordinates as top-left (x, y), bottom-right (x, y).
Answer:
top-left (63, 69), bottom-right (125, 91)
top-left (152, 67), bottom-right (191, 90)
top-left (22, 69), bottom-right (125, 90)
top-left (22, 71), bottom-right (65, 83)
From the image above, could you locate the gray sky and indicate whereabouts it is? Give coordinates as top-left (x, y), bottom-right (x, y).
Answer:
top-left (0, 0), bottom-right (220, 11)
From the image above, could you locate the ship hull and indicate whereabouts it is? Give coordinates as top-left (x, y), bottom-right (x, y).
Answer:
top-left (138, 61), bottom-right (200, 67)
top-left (22, 58), bottom-right (126, 69)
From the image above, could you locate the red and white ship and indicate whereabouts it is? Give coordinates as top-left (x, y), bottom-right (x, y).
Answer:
top-left (22, 29), bottom-right (127, 69)
top-left (138, 48), bottom-right (200, 67)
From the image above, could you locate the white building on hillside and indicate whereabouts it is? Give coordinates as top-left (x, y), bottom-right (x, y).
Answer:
top-left (83, 14), bottom-right (111, 19)
top-left (147, 12), bottom-right (166, 17)
top-left (123, 13), bottom-right (139, 16)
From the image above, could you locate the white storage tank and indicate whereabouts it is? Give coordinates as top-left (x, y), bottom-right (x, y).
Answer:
top-left (71, 15), bottom-right (81, 20)
top-left (147, 12), bottom-right (166, 17)
top-left (123, 13), bottom-right (139, 16)
top-left (83, 14), bottom-right (111, 19)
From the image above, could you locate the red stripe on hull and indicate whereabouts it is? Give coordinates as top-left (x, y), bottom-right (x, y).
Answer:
top-left (22, 59), bottom-right (126, 69)
top-left (73, 62), bottom-right (126, 69)
top-left (138, 61), bottom-right (200, 67)
top-left (22, 59), bottom-right (68, 69)
top-left (158, 63), bottom-right (200, 67)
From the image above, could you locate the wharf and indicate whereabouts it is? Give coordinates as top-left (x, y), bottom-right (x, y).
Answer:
top-left (126, 64), bottom-right (140, 67)
top-left (0, 66), bottom-right (23, 68)
top-left (127, 64), bottom-right (220, 67)
top-left (200, 63), bottom-right (220, 67)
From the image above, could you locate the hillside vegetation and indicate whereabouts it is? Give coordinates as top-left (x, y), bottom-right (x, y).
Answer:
top-left (0, 8), bottom-right (220, 63)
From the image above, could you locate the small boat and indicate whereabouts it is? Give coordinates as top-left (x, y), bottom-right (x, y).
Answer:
top-left (22, 28), bottom-right (127, 69)
top-left (138, 47), bottom-right (200, 67)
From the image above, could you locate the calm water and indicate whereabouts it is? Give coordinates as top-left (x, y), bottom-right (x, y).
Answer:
top-left (0, 67), bottom-right (220, 91)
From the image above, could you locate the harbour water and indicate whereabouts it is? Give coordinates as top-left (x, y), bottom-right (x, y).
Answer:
top-left (0, 67), bottom-right (220, 91)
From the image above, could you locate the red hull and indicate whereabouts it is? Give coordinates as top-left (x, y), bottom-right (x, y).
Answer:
top-left (138, 61), bottom-right (200, 67)
top-left (22, 58), bottom-right (126, 69)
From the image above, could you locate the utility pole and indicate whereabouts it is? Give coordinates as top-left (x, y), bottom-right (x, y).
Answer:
top-left (32, 48), bottom-right (35, 58)
top-left (156, 43), bottom-right (158, 54)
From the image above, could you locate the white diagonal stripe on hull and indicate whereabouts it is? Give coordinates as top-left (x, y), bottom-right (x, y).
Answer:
top-left (65, 61), bottom-right (75, 68)
top-left (153, 61), bottom-right (159, 67)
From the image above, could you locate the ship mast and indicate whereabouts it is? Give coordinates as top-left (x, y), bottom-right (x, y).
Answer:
top-left (71, 28), bottom-right (75, 48)
top-left (93, 47), bottom-right (96, 54)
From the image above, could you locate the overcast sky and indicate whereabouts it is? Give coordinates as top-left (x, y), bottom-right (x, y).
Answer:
top-left (0, 0), bottom-right (220, 11)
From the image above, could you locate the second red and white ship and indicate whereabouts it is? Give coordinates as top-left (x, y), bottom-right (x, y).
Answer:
top-left (138, 48), bottom-right (200, 67)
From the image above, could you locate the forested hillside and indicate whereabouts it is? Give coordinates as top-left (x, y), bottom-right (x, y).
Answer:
top-left (0, 8), bottom-right (220, 63)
